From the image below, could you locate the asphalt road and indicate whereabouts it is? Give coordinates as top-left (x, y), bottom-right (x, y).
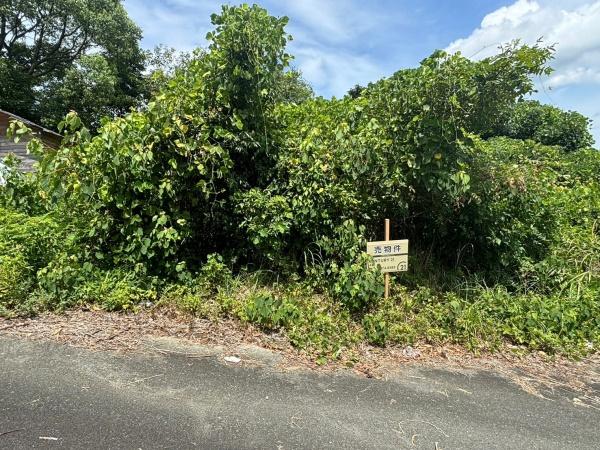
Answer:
top-left (1, 335), bottom-right (598, 449)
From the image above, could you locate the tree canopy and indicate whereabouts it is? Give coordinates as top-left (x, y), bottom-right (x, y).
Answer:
top-left (0, 0), bottom-right (145, 128)
top-left (495, 100), bottom-right (594, 151)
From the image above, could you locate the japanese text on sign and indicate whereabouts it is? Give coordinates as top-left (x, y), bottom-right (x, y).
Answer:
top-left (366, 239), bottom-right (409, 273)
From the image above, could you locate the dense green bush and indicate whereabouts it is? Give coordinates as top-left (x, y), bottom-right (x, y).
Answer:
top-left (242, 290), bottom-right (300, 330)
top-left (496, 100), bottom-right (594, 151)
top-left (0, 209), bottom-right (70, 270)
top-left (306, 220), bottom-right (384, 312)
top-left (0, 207), bottom-right (73, 314)
top-left (0, 155), bottom-right (41, 214)
top-left (73, 269), bottom-right (157, 311)
top-left (34, 4), bottom-right (291, 276)
top-left (241, 45), bottom-right (557, 281)
top-left (0, 252), bottom-right (31, 312)
top-left (30, 12), bottom-right (560, 280)
top-left (449, 138), bottom-right (561, 273)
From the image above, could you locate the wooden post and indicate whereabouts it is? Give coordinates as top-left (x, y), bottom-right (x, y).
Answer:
top-left (384, 218), bottom-right (390, 299)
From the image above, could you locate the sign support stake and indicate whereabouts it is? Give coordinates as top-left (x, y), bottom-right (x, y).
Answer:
top-left (366, 229), bottom-right (408, 289)
top-left (384, 218), bottom-right (390, 299)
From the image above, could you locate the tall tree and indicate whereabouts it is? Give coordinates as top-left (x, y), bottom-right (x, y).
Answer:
top-left (37, 54), bottom-right (118, 130)
top-left (273, 69), bottom-right (313, 104)
top-left (495, 100), bottom-right (594, 151)
top-left (0, 0), bottom-right (145, 128)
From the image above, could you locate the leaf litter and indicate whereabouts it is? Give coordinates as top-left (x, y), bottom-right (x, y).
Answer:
top-left (1, 307), bottom-right (598, 408)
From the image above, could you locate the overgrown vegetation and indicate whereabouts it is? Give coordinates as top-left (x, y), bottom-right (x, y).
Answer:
top-left (0, 4), bottom-right (598, 361)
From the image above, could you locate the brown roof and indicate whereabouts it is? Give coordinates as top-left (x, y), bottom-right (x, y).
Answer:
top-left (0, 110), bottom-right (62, 139)
top-left (0, 110), bottom-right (62, 172)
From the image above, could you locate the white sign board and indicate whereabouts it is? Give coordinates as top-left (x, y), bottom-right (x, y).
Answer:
top-left (366, 239), bottom-right (409, 273)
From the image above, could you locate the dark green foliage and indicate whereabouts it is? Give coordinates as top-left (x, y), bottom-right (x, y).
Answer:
top-left (0, 155), bottom-right (40, 214)
top-left (0, 58), bottom-right (35, 117)
top-left (0, 252), bottom-right (30, 311)
top-left (34, 4), bottom-right (292, 275)
top-left (243, 291), bottom-right (299, 330)
top-left (347, 85), bottom-right (365, 99)
top-left (0, 207), bottom-right (73, 314)
top-left (466, 42), bottom-right (555, 137)
top-left (363, 286), bottom-right (599, 355)
top-left (238, 189), bottom-right (293, 265)
top-left (0, 0), bottom-right (146, 129)
top-left (496, 100), bottom-right (594, 151)
top-left (308, 221), bottom-right (384, 312)
top-left (0, 208), bottom-right (69, 272)
top-left (72, 269), bottom-right (157, 311)
top-left (37, 55), bottom-right (120, 131)
top-left (244, 45), bottom-right (556, 279)
top-left (449, 138), bottom-right (562, 272)
top-left (273, 69), bottom-right (314, 104)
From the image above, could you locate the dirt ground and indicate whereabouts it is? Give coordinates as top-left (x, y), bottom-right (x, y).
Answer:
top-left (1, 307), bottom-right (598, 410)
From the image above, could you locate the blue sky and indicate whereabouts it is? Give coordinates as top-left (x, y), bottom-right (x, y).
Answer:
top-left (123, 0), bottom-right (600, 144)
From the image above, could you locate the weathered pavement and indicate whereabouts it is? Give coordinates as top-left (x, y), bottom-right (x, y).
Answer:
top-left (1, 335), bottom-right (598, 449)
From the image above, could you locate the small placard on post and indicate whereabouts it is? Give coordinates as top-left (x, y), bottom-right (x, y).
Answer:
top-left (366, 240), bottom-right (409, 257)
top-left (366, 239), bottom-right (409, 273)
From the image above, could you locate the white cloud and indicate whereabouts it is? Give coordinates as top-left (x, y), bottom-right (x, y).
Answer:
top-left (549, 66), bottom-right (600, 88)
top-left (124, 0), bottom-right (218, 51)
top-left (293, 45), bottom-right (382, 97)
top-left (123, 0), bottom-right (391, 97)
top-left (480, 0), bottom-right (540, 28)
top-left (280, 0), bottom-right (385, 44)
top-left (447, 0), bottom-right (600, 145)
